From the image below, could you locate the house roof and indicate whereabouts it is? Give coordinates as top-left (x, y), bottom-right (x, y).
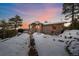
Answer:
top-left (43, 21), bottom-right (68, 26)
top-left (30, 19), bottom-right (71, 26)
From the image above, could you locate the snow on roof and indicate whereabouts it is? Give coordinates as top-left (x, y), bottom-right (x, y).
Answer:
top-left (42, 21), bottom-right (68, 25)
top-left (41, 17), bottom-right (71, 25)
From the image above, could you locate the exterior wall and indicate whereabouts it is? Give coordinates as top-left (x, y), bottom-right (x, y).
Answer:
top-left (29, 23), bottom-right (64, 35)
top-left (29, 24), bottom-right (43, 33)
top-left (36, 24), bottom-right (43, 33)
top-left (42, 24), bottom-right (64, 34)
top-left (31, 26), bottom-right (37, 33)
top-left (42, 25), bottom-right (53, 34)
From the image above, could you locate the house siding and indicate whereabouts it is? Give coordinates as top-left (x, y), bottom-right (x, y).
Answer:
top-left (29, 22), bottom-right (65, 35)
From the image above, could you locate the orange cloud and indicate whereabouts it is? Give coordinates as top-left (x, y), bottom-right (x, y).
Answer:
top-left (19, 7), bottom-right (62, 29)
top-left (21, 22), bottom-right (29, 29)
top-left (14, 7), bottom-right (62, 23)
top-left (21, 8), bottom-right (62, 29)
top-left (37, 8), bottom-right (62, 22)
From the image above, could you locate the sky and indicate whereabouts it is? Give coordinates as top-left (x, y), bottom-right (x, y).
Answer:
top-left (0, 3), bottom-right (63, 29)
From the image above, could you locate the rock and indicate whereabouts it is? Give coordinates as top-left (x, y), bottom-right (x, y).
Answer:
top-left (58, 40), bottom-right (64, 42)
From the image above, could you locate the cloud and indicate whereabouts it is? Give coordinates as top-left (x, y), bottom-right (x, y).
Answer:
top-left (21, 22), bottom-right (29, 29)
top-left (14, 7), bottom-right (62, 22)
top-left (36, 8), bottom-right (62, 22)
top-left (13, 5), bottom-right (62, 28)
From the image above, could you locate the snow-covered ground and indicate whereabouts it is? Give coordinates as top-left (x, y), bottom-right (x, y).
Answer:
top-left (33, 30), bottom-right (79, 56)
top-left (0, 30), bottom-right (79, 56)
top-left (0, 33), bottom-right (30, 56)
top-left (33, 33), bottom-right (68, 56)
top-left (59, 30), bottom-right (79, 40)
top-left (59, 30), bottom-right (79, 55)
top-left (68, 39), bottom-right (79, 56)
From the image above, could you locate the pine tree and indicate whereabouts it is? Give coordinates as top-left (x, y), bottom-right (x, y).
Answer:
top-left (62, 3), bottom-right (79, 29)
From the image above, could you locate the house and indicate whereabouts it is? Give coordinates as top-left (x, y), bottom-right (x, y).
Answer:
top-left (29, 21), bottom-right (43, 33)
top-left (42, 22), bottom-right (65, 35)
top-left (29, 21), bottom-right (67, 35)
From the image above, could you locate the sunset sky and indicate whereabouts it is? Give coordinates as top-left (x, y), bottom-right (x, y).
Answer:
top-left (0, 3), bottom-right (63, 29)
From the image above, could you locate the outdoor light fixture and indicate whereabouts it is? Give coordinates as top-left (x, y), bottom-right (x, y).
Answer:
top-left (64, 22), bottom-right (71, 27)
